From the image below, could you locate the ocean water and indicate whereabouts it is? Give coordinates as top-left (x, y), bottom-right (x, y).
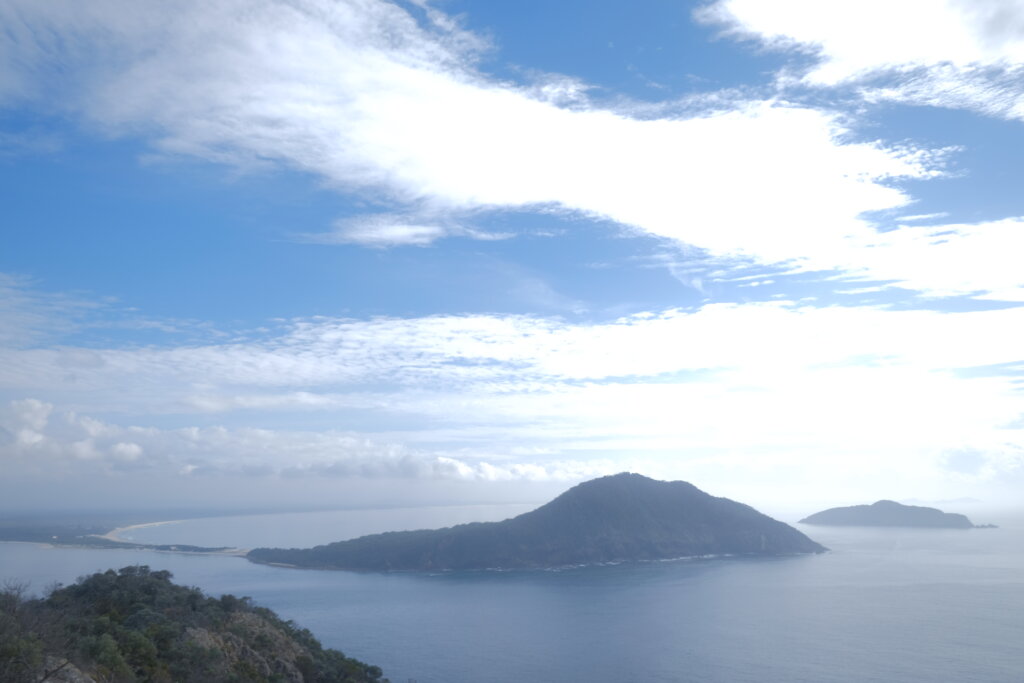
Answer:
top-left (2, 509), bottom-right (1023, 683)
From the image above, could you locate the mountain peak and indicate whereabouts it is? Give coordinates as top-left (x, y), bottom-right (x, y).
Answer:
top-left (250, 475), bottom-right (826, 571)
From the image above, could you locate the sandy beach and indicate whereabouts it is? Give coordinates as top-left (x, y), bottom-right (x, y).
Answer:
top-left (97, 519), bottom-right (184, 543)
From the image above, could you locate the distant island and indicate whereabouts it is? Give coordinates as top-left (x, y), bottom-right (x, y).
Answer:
top-left (0, 565), bottom-right (386, 683)
top-left (248, 473), bottom-right (827, 571)
top-left (799, 500), bottom-right (992, 528)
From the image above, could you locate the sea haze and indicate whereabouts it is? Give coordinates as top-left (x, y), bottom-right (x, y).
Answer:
top-left (2, 507), bottom-right (1023, 683)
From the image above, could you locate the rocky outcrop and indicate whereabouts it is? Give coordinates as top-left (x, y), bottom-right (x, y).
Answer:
top-left (183, 611), bottom-right (310, 682)
top-left (41, 657), bottom-right (95, 683)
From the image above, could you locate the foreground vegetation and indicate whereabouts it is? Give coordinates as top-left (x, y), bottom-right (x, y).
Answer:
top-left (0, 565), bottom-right (387, 682)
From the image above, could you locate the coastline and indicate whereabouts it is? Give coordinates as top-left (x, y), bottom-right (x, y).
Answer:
top-left (93, 519), bottom-right (250, 557)
top-left (0, 538), bottom-right (249, 557)
top-left (97, 519), bottom-right (185, 543)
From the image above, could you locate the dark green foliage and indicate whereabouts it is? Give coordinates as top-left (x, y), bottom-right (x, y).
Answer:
top-left (1, 582), bottom-right (61, 683)
top-left (0, 566), bottom-right (387, 682)
top-left (250, 473), bottom-right (827, 571)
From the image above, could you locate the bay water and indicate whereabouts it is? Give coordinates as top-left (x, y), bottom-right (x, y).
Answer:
top-left (2, 507), bottom-right (1023, 682)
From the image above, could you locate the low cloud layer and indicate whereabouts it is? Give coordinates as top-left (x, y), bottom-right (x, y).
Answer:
top-left (2, 288), bottom-right (1022, 505)
top-left (0, 397), bottom-right (613, 483)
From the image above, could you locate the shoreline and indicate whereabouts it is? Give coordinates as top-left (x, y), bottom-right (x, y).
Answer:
top-left (0, 538), bottom-right (249, 557)
top-left (97, 519), bottom-right (185, 543)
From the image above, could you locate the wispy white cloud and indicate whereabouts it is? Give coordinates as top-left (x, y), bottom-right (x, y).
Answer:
top-left (0, 129), bottom-right (62, 157)
top-left (304, 213), bottom-right (512, 247)
top-left (0, 0), bottom-right (960, 289)
top-left (860, 64), bottom-right (1024, 120)
top-left (700, 0), bottom-right (1024, 82)
top-left (700, 0), bottom-right (1024, 119)
top-left (896, 212), bottom-right (950, 223)
top-left (0, 273), bottom-right (230, 348)
top-left (0, 274), bottom-right (102, 347)
top-left (844, 217), bottom-right (1024, 300)
top-left (4, 301), bottom-right (1024, 403)
top-left (312, 215), bottom-right (451, 247)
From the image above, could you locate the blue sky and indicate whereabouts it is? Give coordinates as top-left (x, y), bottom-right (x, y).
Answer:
top-left (1, 0), bottom-right (1023, 513)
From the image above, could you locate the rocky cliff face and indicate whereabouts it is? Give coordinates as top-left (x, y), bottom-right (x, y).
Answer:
top-left (41, 657), bottom-right (95, 683)
top-left (250, 473), bottom-right (827, 571)
top-left (182, 611), bottom-right (311, 682)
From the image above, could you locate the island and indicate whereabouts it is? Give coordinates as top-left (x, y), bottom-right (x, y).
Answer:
top-left (799, 500), bottom-right (985, 528)
top-left (0, 565), bottom-right (386, 683)
top-left (248, 473), bottom-right (827, 571)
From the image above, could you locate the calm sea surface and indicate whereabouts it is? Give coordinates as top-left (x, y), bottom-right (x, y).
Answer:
top-left (2, 507), bottom-right (1023, 683)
